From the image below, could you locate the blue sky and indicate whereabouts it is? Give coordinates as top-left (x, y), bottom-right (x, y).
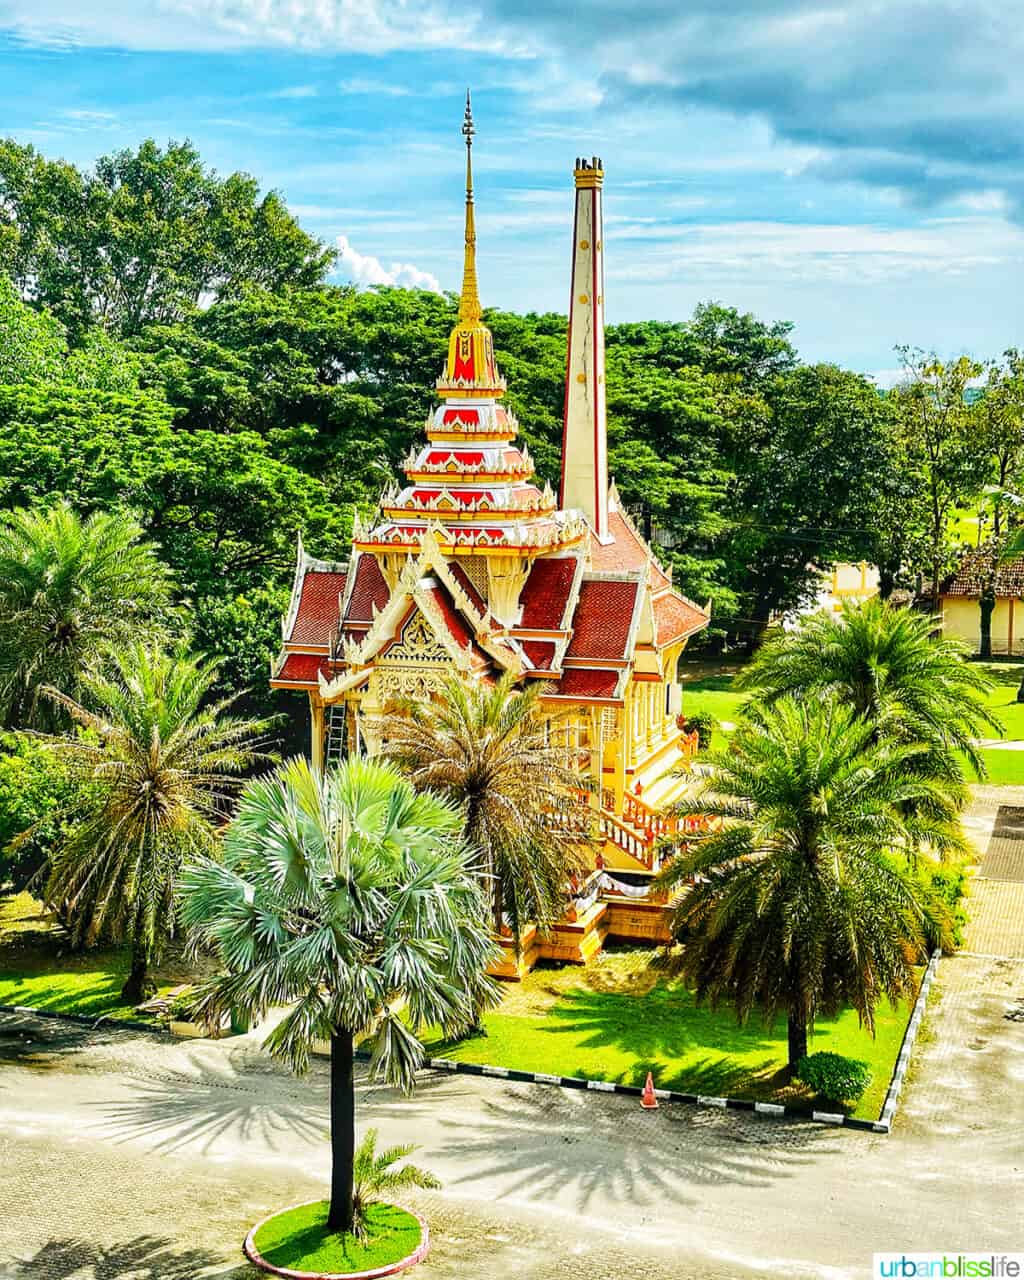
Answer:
top-left (0, 0), bottom-right (1021, 381)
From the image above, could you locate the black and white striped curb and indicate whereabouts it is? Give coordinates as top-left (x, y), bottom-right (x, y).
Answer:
top-left (874, 947), bottom-right (941, 1134)
top-left (0, 1001), bottom-right (172, 1037)
top-left (421, 1056), bottom-right (885, 1132)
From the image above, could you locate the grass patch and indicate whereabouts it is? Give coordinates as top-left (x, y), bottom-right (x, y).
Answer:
top-left (0, 892), bottom-right (185, 1022)
top-left (252, 1201), bottom-right (422, 1274)
top-left (679, 666), bottom-right (748, 729)
top-left (423, 950), bottom-right (909, 1120)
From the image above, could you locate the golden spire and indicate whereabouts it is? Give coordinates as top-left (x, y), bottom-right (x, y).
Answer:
top-left (459, 89), bottom-right (482, 325)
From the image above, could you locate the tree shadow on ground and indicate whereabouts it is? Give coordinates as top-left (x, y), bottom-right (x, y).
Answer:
top-left (93, 1053), bottom-right (326, 1156)
top-left (539, 987), bottom-right (787, 1090)
top-left (0, 1235), bottom-right (252, 1279)
top-left (0, 1012), bottom-right (150, 1069)
top-left (429, 1080), bottom-right (841, 1213)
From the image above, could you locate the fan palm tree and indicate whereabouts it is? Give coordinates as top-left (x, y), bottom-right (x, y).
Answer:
top-left (0, 502), bottom-right (175, 730)
top-left (350, 1130), bottom-right (440, 1241)
top-left (41, 642), bottom-right (275, 1002)
top-left (736, 597), bottom-right (1000, 787)
top-left (657, 697), bottom-right (958, 1074)
top-left (378, 672), bottom-right (587, 942)
top-left (178, 756), bottom-right (498, 1235)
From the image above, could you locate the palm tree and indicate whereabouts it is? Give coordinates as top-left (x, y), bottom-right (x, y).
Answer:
top-left (350, 1130), bottom-right (440, 1242)
top-left (656, 697), bottom-right (958, 1074)
top-left (41, 642), bottom-right (274, 1002)
top-left (178, 756), bottom-right (497, 1235)
top-left (0, 502), bottom-right (175, 730)
top-left (377, 672), bottom-right (587, 942)
top-left (736, 597), bottom-right (1000, 787)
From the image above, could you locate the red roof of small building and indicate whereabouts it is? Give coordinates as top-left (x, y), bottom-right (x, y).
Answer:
top-left (653, 592), bottom-right (708, 646)
top-left (274, 652), bottom-right (330, 684)
top-left (566, 579), bottom-right (639, 661)
top-left (519, 557), bottom-right (577, 629)
top-left (344, 554), bottom-right (390, 625)
top-left (941, 552), bottom-right (1024, 598)
top-left (422, 586), bottom-right (475, 651)
top-left (551, 668), bottom-right (620, 699)
top-left (289, 570), bottom-right (347, 646)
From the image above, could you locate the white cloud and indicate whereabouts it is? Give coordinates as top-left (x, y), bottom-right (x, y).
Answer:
top-left (335, 234), bottom-right (442, 292)
top-left (337, 77), bottom-right (412, 97)
top-left (270, 84), bottom-right (319, 99)
top-left (0, 0), bottom-right (493, 53)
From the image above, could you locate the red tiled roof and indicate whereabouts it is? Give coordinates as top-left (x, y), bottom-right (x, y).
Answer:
top-left (941, 552), bottom-right (1024, 597)
top-left (590, 510), bottom-right (671, 590)
top-left (274, 652), bottom-right (329, 684)
top-left (448, 561), bottom-right (488, 615)
top-left (566, 579), bottom-right (639, 661)
top-left (289, 571), bottom-right (347, 646)
top-left (519, 557), bottom-right (577, 629)
top-left (551, 668), bottom-right (620, 699)
top-left (653, 591), bottom-right (709, 646)
top-left (344, 554), bottom-right (390, 625)
top-left (422, 587), bottom-right (475, 651)
top-left (521, 640), bottom-right (557, 670)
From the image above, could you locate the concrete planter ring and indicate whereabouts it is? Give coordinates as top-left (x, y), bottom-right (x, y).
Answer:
top-left (243, 1202), bottom-right (430, 1280)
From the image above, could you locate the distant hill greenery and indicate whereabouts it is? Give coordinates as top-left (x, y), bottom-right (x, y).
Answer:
top-left (1, 136), bottom-right (1022, 716)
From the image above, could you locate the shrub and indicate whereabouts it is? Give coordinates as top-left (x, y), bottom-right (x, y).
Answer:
top-left (683, 710), bottom-right (715, 750)
top-left (796, 1051), bottom-right (872, 1103)
top-left (166, 989), bottom-right (196, 1021)
top-left (920, 859), bottom-right (970, 951)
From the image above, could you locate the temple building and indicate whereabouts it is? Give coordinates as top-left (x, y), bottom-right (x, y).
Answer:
top-left (271, 97), bottom-right (710, 880)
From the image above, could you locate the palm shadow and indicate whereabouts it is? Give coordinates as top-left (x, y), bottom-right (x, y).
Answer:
top-left (431, 1081), bottom-right (841, 1213)
top-left (539, 987), bottom-right (788, 1097)
top-left (0, 1010), bottom-right (145, 1068)
top-left (93, 1050), bottom-right (326, 1156)
top-left (0, 1235), bottom-right (252, 1278)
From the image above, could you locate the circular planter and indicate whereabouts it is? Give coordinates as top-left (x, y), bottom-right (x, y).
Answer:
top-left (243, 1202), bottom-right (430, 1280)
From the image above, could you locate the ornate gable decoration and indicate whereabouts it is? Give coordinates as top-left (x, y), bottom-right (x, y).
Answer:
top-left (379, 610), bottom-right (452, 668)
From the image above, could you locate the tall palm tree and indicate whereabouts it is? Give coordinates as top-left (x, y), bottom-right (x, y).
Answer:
top-left (737, 597), bottom-right (1000, 787)
top-left (178, 757), bottom-right (498, 1235)
top-left (657, 697), bottom-right (958, 1074)
top-left (41, 643), bottom-right (274, 1002)
top-left (378, 673), bottom-right (587, 941)
top-left (0, 502), bottom-right (175, 730)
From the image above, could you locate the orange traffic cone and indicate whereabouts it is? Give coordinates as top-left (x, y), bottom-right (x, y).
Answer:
top-left (640, 1071), bottom-right (659, 1110)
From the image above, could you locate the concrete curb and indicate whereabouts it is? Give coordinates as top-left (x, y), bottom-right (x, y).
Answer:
top-left (243, 1204), bottom-right (429, 1279)
top-left (873, 947), bottom-right (941, 1135)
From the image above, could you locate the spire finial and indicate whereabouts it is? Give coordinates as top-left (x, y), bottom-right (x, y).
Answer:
top-left (458, 89), bottom-right (481, 324)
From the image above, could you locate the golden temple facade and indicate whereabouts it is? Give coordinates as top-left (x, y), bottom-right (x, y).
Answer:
top-left (271, 96), bottom-right (710, 888)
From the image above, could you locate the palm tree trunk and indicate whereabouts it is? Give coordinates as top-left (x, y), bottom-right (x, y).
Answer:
top-left (787, 1008), bottom-right (808, 1075)
top-left (119, 936), bottom-right (152, 1003)
top-left (980, 586), bottom-right (996, 659)
top-left (328, 1029), bottom-right (356, 1235)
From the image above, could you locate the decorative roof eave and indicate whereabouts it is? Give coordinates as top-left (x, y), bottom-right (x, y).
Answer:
top-left (280, 533), bottom-right (349, 643)
top-left (319, 666), bottom-right (371, 703)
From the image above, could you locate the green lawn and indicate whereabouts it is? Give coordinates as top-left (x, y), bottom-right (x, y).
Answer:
top-left (0, 892), bottom-right (181, 1022)
top-left (679, 666), bottom-right (749, 729)
top-left (423, 951), bottom-right (909, 1120)
top-left (253, 1202), bottom-right (422, 1273)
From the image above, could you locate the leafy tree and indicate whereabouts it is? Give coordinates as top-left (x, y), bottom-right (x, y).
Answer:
top-left (656, 697), bottom-right (957, 1072)
top-left (736, 597), bottom-right (1000, 788)
top-left (728, 364), bottom-right (901, 626)
top-left (0, 138), bottom-right (335, 337)
top-left (891, 349), bottom-right (988, 603)
top-left (42, 643), bottom-right (274, 1001)
top-left (0, 503), bottom-right (175, 729)
top-left (378, 673), bottom-right (587, 942)
top-left (178, 756), bottom-right (497, 1233)
top-left (0, 275), bottom-right (65, 384)
top-left (0, 732), bottom-right (84, 895)
top-left (350, 1130), bottom-right (440, 1242)
top-left (978, 349), bottom-right (1024, 523)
